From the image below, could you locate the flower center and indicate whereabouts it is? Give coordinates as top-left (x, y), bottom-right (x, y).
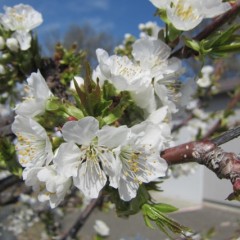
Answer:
top-left (172, 0), bottom-right (198, 21)
top-left (16, 132), bottom-right (45, 166)
top-left (115, 57), bottom-right (143, 80)
top-left (120, 146), bottom-right (153, 184)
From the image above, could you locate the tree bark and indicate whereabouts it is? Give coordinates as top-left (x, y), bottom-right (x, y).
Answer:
top-left (161, 126), bottom-right (240, 200)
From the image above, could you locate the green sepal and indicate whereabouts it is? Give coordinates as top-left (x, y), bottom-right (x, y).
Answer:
top-left (102, 92), bottom-right (131, 125)
top-left (45, 97), bottom-right (84, 120)
top-left (167, 24), bottom-right (182, 42)
top-left (45, 97), bottom-right (61, 111)
top-left (61, 103), bottom-right (84, 119)
top-left (183, 37), bottom-right (200, 52)
top-left (108, 185), bottom-right (150, 217)
top-left (153, 203), bottom-right (178, 213)
top-left (155, 9), bottom-right (169, 24)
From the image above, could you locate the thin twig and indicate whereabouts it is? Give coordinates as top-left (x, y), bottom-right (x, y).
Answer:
top-left (203, 90), bottom-right (240, 139)
top-left (0, 175), bottom-right (22, 192)
top-left (60, 197), bottom-right (102, 240)
top-left (212, 125), bottom-right (240, 146)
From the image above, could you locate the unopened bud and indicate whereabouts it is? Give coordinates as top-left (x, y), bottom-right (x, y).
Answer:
top-left (0, 64), bottom-right (5, 74)
top-left (67, 116), bottom-right (78, 121)
top-left (6, 38), bottom-right (19, 52)
top-left (0, 36), bottom-right (5, 50)
top-left (1, 53), bottom-right (10, 60)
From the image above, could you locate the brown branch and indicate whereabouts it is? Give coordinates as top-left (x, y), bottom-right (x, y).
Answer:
top-left (0, 175), bottom-right (22, 192)
top-left (0, 112), bottom-right (15, 137)
top-left (171, 1), bottom-right (240, 58)
top-left (60, 196), bottom-right (102, 240)
top-left (161, 125), bottom-right (240, 200)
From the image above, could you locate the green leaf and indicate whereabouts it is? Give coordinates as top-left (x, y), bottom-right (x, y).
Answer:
top-left (143, 213), bottom-right (155, 229)
top-left (102, 93), bottom-right (131, 125)
top-left (0, 138), bottom-right (22, 177)
top-left (141, 203), bottom-right (190, 238)
top-left (153, 203), bottom-right (178, 213)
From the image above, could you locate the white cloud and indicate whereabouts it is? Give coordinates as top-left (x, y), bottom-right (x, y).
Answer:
top-left (82, 17), bottom-right (114, 32)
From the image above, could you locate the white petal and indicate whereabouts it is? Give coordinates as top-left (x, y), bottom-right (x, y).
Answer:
top-left (12, 115), bottom-right (53, 167)
top-left (13, 31), bottom-right (31, 50)
top-left (22, 167), bottom-right (42, 191)
top-left (70, 76), bottom-right (84, 91)
top-left (53, 142), bottom-right (81, 178)
top-left (118, 177), bottom-right (139, 201)
top-left (98, 149), bottom-right (122, 188)
top-left (131, 85), bottom-right (156, 112)
top-left (98, 125), bottom-right (130, 148)
top-left (149, 0), bottom-right (168, 9)
top-left (37, 167), bottom-right (57, 192)
top-left (12, 115), bottom-right (46, 139)
top-left (27, 70), bottom-right (52, 100)
top-left (167, 5), bottom-right (203, 31)
top-left (137, 152), bottom-right (168, 183)
top-left (73, 161), bottom-right (107, 198)
top-left (62, 116), bottom-right (99, 145)
top-left (96, 48), bottom-right (111, 79)
top-left (15, 99), bottom-right (45, 117)
top-left (203, 1), bottom-right (231, 18)
top-left (132, 37), bottom-right (170, 68)
top-left (147, 106), bottom-right (168, 124)
top-left (131, 122), bottom-right (163, 149)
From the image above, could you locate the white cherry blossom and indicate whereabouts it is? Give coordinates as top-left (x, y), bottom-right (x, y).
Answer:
top-left (117, 117), bottom-right (170, 201)
top-left (149, 0), bottom-right (231, 31)
top-left (96, 48), bottom-right (150, 91)
top-left (12, 115), bottom-right (53, 168)
top-left (95, 37), bottom-right (183, 115)
top-left (15, 70), bottom-right (52, 117)
top-left (131, 37), bottom-right (183, 114)
top-left (0, 4), bottom-right (43, 50)
top-left (54, 116), bottom-right (130, 199)
top-left (23, 166), bottom-right (71, 208)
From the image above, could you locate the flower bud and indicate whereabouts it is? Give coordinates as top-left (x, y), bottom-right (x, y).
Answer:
top-left (1, 53), bottom-right (10, 60)
top-left (6, 38), bottom-right (19, 52)
top-left (93, 220), bottom-right (110, 237)
top-left (0, 64), bottom-right (6, 74)
top-left (0, 36), bottom-right (5, 50)
top-left (67, 116), bottom-right (78, 121)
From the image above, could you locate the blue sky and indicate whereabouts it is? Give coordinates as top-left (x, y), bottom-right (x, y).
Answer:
top-left (0, 0), bottom-right (163, 45)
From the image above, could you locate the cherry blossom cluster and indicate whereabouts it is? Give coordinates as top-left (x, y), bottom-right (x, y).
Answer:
top-left (12, 71), bottom-right (171, 207)
top-left (10, 0), bottom-right (232, 208)
top-left (0, 4), bottom-right (42, 51)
